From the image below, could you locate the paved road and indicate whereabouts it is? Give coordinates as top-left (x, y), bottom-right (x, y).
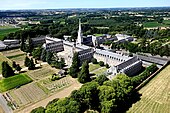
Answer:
top-left (0, 94), bottom-right (12, 113)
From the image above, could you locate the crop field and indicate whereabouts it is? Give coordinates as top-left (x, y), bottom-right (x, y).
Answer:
top-left (8, 83), bottom-right (47, 107)
top-left (128, 64), bottom-right (170, 113)
top-left (0, 28), bottom-right (20, 40)
top-left (143, 21), bottom-right (169, 28)
top-left (26, 64), bottom-right (59, 80)
top-left (89, 64), bottom-right (101, 72)
top-left (0, 74), bottom-right (32, 92)
top-left (0, 52), bottom-right (12, 74)
top-left (38, 76), bottom-right (74, 93)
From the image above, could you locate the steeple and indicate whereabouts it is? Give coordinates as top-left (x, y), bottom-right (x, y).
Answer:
top-left (77, 19), bottom-right (83, 45)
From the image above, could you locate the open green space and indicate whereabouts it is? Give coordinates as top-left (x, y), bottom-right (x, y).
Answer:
top-left (93, 67), bottom-right (107, 75)
top-left (128, 64), bottom-right (170, 113)
top-left (7, 53), bottom-right (25, 59)
top-left (89, 64), bottom-right (101, 72)
top-left (0, 74), bottom-right (32, 92)
top-left (143, 21), bottom-right (169, 28)
top-left (94, 34), bottom-right (103, 37)
top-left (163, 20), bottom-right (170, 25)
top-left (0, 28), bottom-right (20, 40)
top-left (0, 52), bottom-right (12, 74)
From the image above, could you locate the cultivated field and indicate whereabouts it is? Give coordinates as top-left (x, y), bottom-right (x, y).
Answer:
top-left (26, 64), bottom-right (58, 80)
top-left (9, 83), bottom-right (47, 107)
top-left (0, 74), bottom-right (32, 92)
top-left (128, 64), bottom-right (170, 113)
top-left (38, 76), bottom-right (74, 93)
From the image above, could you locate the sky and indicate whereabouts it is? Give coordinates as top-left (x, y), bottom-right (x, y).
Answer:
top-left (0, 0), bottom-right (169, 10)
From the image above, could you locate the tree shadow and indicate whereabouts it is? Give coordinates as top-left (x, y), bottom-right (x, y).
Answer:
top-left (118, 91), bottom-right (142, 113)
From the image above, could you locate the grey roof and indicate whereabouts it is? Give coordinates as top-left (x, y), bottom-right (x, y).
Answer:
top-left (95, 49), bottom-right (130, 61)
top-left (116, 56), bottom-right (139, 70)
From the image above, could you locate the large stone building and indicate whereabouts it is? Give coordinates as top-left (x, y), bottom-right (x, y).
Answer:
top-left (44, 36), bottom-right (64, 53)
top-left (107, 56), bottom-right (142, 80)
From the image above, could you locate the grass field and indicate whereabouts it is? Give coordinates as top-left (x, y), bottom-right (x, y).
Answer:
top-left (0, 74), bottom-right (32, 92)
top-left (93, 67), bottom-right (107, 75)
top-left (89, 64), bottom-right (101, 72)
top-left (127, 64), bottom-right (170, 113)
top-left (0, 52), bottom-right (12, 74)
top-left (0, 28), bottom-right (20, 40)
top-left (143, 21), bottom-right (169, 28)
top-left (163, 20), bottom-right (170, 25)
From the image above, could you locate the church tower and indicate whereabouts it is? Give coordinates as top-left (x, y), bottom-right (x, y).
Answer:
top-left (77, 19), bottom-right (83, 45)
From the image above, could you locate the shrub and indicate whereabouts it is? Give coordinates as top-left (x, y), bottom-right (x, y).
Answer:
top-left (99, 61), bottom-right (104, 66)
top-left (92, 58), bottom-right (98, 64)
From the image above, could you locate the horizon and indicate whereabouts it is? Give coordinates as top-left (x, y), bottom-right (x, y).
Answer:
top-left (0, 0), bottom-right (169, 10)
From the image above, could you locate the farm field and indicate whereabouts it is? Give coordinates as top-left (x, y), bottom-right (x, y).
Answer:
top-left (163, 20), bottom-right (170, 25)
top-left (89, 63), bottom-right (101, 72)
top-left (0, 74), bottom-right (32, 92)
top-left (26, 64), bottom-right (59, 80)
top-left (2, 49), bottom-right (26, 67)
top-left (0, 28), bottom-right (20, 40)
top-left (38, 76), bottom-right (74, 93)
top-left (127, 64), bottom-right (170, 113)
top-left (9, 83), bottom-right (47, 107)
top-left (143, 21), bottom-right (169, 28)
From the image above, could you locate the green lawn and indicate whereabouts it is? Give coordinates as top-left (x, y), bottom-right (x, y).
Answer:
top-left (0, 74), bottom-right (32, 92)
top-left (93, 67), bottom-right (107, 75)
top-left (0, 28), bottom-right (20, 40)
top-left (94, 34), bottom-right (103, 37)
top-left (143, 21), bottom-right (169, 28)
top-left (89, 64), bottom-right (101, 72)
top-left (163, 20), bottom-right (170, 25)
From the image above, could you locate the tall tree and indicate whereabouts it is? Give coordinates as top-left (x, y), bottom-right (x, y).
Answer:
top-left (24, 56), bottom-right (30, 67)
top-left (78, 61), bottom-right (90, 83)
top-left (2, 61), bottom-right (14, 78)
top-left (69, 52), bottom-right (80, 78)
top-left (28, 58), bottom-right (35, 70)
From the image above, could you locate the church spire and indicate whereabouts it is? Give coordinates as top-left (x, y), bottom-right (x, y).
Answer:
top-left (77, 19), bottom-right (82, 45)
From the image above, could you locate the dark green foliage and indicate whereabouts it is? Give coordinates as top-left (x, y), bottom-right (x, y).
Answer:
top-left (28, 58), bottom-right (35, 70)
top-left (32, 47), bottom-right (42, 60)
top-left (99, 61), bottom-right (104, 66)
top-left (78, 61), bottom-right (91, 83)
top-left (26, 35), bottom-right (33, 53)
top-left (46, 52), bottom-right (53, 64)
top-left (2, 61), bottom-right (14, 78)
top-left (16, 64), bottom-right (22, 72)
top-left (95, 74), bottom-right (109, 85)
top-left (105, 63), bottom-right (109, 68)
top-left (31, 106), bottom-right (45, 113)
top-left (69, 52), bottom-right (80, 78)
top-left (52, 58), bottom-right (65, 69)
top-left (51, 74), bottom-right (60, 81)
top-left (12, 61), bottom-right (17, 69)
top-left (40, 49), bottom-right (47, 62)
top-left (24, 56), bottom-right (30, 67)
top-left (91, 58), bottom-right (98, 64)
top-left (131, 64), bottom-right (158, 87)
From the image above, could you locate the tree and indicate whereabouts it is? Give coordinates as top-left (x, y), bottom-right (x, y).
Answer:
top-left (69, 52), bottom-right (80, 78)
top-left (24, 56), bottom-right (30, 67)
top-left (41, 49), bottom-right (47, 62)
top-left (31, 106), bottom-right (45, 113)
top-left (105, 63), bottom-right (109, 68)
top-left (12, 61), bottom-right (17, 69)
top-left (96, 74), bottom-right (109, 85)
top-left (32, 47), bottom-right (42, 60)
top-left (28, 58), bottom-right (35, 70)
top-left (46, 52), bottom-right (53, 64)
top-left (16, 64), bottom-right (22, 72)
top-left (26, 35), bottom-right (33, 53)
top-left (92, 58), bottom-right (98, 64)
top-left (78, 61), bottom-right (90, 83)
top-left (99, 61), bottom-right (104, 66)
top-left (2, 61), bottom-right (14, 78)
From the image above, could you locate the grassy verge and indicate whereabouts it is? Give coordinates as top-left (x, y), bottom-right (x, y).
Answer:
top-left (0, 74), bottom-right (32, 92)
top-left (7, 53), bottom-right (25, 59)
